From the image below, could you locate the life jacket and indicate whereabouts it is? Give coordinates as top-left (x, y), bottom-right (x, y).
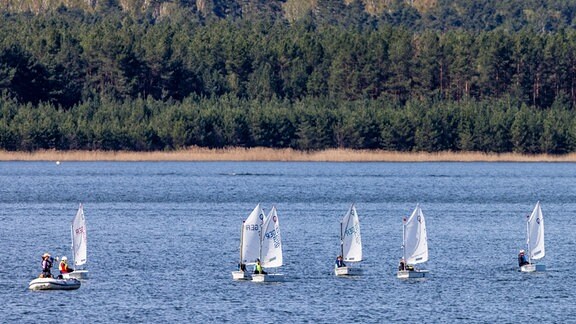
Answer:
top-left (59, 262), bottom-right (69, 273)
top-left (255, 263), bottom-right (262, 273)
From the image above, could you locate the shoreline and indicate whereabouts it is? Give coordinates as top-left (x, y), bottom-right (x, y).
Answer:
top-left (1, 148), bottom-right (575, 162)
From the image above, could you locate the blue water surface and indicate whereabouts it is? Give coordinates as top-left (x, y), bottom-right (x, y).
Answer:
top-left (0, 161), bottom-right (575, 322)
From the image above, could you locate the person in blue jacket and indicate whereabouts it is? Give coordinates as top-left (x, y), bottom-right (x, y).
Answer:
top-left (518, 250), bottom-right (529, 267)
top-left (335, 255), bottom-right (346, 268)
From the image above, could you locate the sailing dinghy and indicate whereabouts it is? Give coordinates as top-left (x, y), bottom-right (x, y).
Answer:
top-left (232, 204), bottom-right (265, 280)
top-left (520, 201), bottom-right (546, 272)
top-left (335, 204), bottom-right (362, 276)
top-left (29, 277), bottom-right (81, 290)
top-left (252, 206), bottom-right (285, 282)
top-left (63, 204), bottom-right (88, 279)
top-left (397, 204), bottom-right (429, 279)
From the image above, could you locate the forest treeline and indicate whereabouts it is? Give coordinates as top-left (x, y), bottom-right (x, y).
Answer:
top-left (1, 95), bottom-right (574, 154)
top-left (2, 9), bottom-right (576, 152)
top-left (3, 0), bottom-right (576, 33)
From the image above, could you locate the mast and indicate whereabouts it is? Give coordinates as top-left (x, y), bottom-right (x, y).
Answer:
top-left (526, 214), bottom-right (531, 264)
top-left (258, 209), bottom-right (263, 264)
top-left (340, 221), bottom-right (344, 259)
top-left (70, 213), bottom-right (75, 266)
top-left (402, 215), bottom-right (406, 263)
top-left (239, 220), bottom-right (245, 266)
top-left (71, 203), bottom-right (82, 268)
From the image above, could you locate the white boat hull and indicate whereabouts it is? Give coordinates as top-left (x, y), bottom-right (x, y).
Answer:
top-left (251, 273), bottom-right (285, 282)
top-left (335, 266), bottom-right (362, 276)
top-left (397, 269), bottom-right (429, 279)
top-left (520, 264), bottom-right (546, 272)
top-left (231, 271), bottom-right (251, 280)
top-left (29, 277), bottom-right (81, 290)
top-left (63, 270), bottom-right (88, 280)
top-left (335, 266), bottom-right (349, 276)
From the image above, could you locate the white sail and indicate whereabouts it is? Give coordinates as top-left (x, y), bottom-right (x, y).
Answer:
top-left (71, 204), bottom-right (87, 267)
top-left (260, 206), bottom-right (283, 268)
top-left (341, 204), bottom-right (362, 262)
top-left (241, 204), bottom-right (266, 265)
top-left (403, 205), bottom-right (428, 265)
top-left (527, 201), bottom-right (545, 260)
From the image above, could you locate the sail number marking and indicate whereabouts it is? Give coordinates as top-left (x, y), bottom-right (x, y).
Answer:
top-left (245, 224), bottom-right (260, 231)
top-left (345, 223), bottom-right (361, 244)
top-left (265, 229), bottom-right (281, 248)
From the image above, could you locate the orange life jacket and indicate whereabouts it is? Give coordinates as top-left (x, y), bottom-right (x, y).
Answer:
top-left (59, 262), bottom-right (69, 273)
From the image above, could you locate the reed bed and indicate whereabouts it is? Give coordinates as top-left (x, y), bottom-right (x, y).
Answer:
top-left (1, 148), bottom-right (576, 162)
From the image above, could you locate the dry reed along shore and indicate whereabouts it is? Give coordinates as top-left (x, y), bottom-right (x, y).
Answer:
top-left (1, 148), bottom-right (576, 162)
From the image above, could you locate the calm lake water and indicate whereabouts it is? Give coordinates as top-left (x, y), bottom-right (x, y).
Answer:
top-left (1, 161), bottom-right (575, 322)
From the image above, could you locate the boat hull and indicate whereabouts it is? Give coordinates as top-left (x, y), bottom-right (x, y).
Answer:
top-left (397, 270), bottom-right (429, 279)
top-left (520, 264), bottom-right (546, 272)
top-left (231, 271), bottom-right (252, 280)
top-left (29, 278), bottom-right (81, 290)
top-left (63, 270), bottom-right (88, 280)
top-left (252, 273), bottom-right (285, 282)
top-left (334, 266), bottom-right (362, 276)
top-left (334, 266), bottom-right (349, 276)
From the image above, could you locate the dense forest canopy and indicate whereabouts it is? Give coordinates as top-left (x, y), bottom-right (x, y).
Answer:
top-left (3, 0), bottom-right (576, 32)
top-left (2, 0), bottom-right (576, 153)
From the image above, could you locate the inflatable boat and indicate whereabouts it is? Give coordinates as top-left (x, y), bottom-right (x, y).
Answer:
top-left (28, 277), bottom-right (81, 290)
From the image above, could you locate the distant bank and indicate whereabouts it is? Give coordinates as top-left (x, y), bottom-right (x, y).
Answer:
top-left (1, 148), bottom-right (576, 162)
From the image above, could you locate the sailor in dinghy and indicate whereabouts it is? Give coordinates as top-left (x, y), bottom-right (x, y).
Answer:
top-left (232, 204), bottom-right (265, 280)
top-left (397, 204), bottom-right (430, 279)
top-left (334, 204), bottom-right (363, 276)
top-left (251, 206), bottom-right (285, 282)
top-left (519, 201), bottom-right (546, 272)
top-left (63, 204), bottom-right (88, 279)
top-left (58, 256), bottom-right (74, 278)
